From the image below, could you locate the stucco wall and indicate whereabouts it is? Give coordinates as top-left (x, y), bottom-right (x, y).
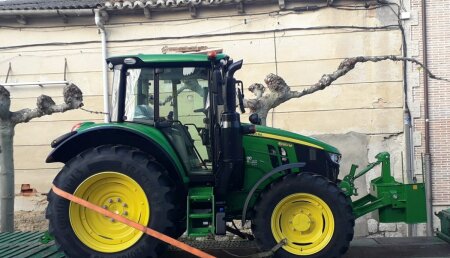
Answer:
top-left (0, 3), bottom-right (407, 235)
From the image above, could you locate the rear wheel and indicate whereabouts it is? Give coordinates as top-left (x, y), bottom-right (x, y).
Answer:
top-left (46, 145), bottom-right (182, 258)
top-left (252, 172), bottom-right (354, 258)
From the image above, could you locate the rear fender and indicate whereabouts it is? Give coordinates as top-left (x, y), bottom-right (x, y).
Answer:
top-left (46, 126), bottom-right (188, 184)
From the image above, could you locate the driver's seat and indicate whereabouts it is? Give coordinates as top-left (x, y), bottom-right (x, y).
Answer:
top-left (161, 122), bottom-right (203, 173)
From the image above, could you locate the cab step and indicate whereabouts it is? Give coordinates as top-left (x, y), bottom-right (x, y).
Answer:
top-left (187, 187), bottom-right (215, 237)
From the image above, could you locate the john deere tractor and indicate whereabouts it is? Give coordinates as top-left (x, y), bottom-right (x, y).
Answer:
top-left (46, 53), bottom-right (426, 258)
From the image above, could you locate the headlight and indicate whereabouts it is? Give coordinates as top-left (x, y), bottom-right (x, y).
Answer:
top-left (329, 153), bottom-right (341, 164)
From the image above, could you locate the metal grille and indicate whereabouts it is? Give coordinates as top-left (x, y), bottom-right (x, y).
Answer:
top-left (0, 232), bottom-right (62, 258)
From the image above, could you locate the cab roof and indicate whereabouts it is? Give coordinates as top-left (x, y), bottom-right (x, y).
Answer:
top-left (107, 53), bottom-right (228, 66)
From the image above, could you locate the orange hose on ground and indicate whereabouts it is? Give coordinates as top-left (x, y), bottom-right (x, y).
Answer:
top-left (52, 184), bottom-right (216, 258)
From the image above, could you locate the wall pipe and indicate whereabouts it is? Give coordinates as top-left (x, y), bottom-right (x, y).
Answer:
top-left (397, 5), bottom-right (416, 236)
top-left (421, 0), bottom-right (433, 236)
top-left (95, 10), bottom-right (110, 123)
top-left (0, 81), bottom-right (69, 87)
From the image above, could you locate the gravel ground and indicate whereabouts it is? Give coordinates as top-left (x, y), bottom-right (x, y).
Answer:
top-left (14, 211), bottom-right (48, 231)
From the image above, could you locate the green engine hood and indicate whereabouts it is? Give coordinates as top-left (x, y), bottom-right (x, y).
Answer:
top-left (253, 126), bottom-right (340, 154)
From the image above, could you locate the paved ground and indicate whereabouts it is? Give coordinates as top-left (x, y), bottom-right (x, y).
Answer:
top-left (1, 232), bottom-right (449, 257)
top-left (164, 237), bottom-right (450, 258)
top-left (345, 237), bottom-right (450, 258)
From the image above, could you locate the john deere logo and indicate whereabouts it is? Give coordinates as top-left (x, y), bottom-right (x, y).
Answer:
top-left (278, 142), bottom-right (293, 148)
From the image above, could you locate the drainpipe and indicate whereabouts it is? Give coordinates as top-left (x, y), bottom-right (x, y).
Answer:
top-left (421, 0), bottom-right (433, 236)
top-left (95, 9), bottom-right (110, 122)
top-left (398, 10), bottom-right (416, 236)
top-left (404, 111), bottom-right (416, 236)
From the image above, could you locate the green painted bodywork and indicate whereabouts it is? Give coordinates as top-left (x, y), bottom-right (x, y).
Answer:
top-left (340, 152), bottom-right (427, 223)
top-left (252, 125), bottom-right (340, 154)
top-left (225, 128), bottom-right (302, 215)
top-left (436, 208), bottom-right (450, 243)
top-left (223, 125), bottom-right (340, 215)
top-left (73, 121), bottom-right (339, 217)
top-left (110, 53), bottom-right (228, 65)
top-left (187, 187), bottom-right (215, 236)
top-left (137, 53), bottom-right (227, 63)
top-left (75, 122), bottom-right (189, 183)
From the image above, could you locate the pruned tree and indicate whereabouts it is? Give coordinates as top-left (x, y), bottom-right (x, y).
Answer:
top-left (245, 55), bottom-right (449, 125)
top-left (0, 84), bottom-right (83, 232)
top-left (162, 45), bottom-right (448, 126)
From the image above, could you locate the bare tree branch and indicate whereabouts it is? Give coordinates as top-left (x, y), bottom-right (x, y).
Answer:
top-left (160, 85), bottom-right (188, 106)
top-left (160, 79), bottom-right (205, 106)
top-left (290, 55), bottom-right (450, 99)
top-left (245, 55), bottom-right (450, 125)
top-left (10, 83), bottom-right (83, 125)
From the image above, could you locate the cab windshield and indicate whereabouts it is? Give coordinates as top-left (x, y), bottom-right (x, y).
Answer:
top-left (112, 67), bottom-right (208, 121)
top-left (110, 66), bottom-right (210, 164)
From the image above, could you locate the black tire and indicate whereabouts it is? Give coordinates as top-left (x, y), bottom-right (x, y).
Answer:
top-left (46, 145), bottom-right (183, 258)
top-left (252, 172), bottom-right (354, 258)
top-left (172, 188), bottom-right (187, 238)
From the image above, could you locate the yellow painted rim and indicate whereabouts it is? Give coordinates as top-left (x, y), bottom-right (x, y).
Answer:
top-left (271, 193), bottom-right (335, 255)
top-left (69, 172), bottom-right (150, 253)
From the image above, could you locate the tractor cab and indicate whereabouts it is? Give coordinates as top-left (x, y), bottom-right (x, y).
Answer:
top-left (107, 53), bottom-right (251, 193)
top-left (109, 63), bottom-right (210, 174)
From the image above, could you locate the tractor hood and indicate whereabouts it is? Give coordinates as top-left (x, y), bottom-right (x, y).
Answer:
top-left (252, 126), bottom-right (340, 154)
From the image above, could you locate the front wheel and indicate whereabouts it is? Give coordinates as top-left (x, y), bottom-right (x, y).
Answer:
top-left (46, 145), bottom-right (182, 258)
top-left (252, 172), bottom-right (354, 258)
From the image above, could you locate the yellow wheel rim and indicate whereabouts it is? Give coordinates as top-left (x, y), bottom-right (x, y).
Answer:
top-left (271, 193), bottom-right (335, 256)
top-left (69, 172), bottom-right (150, 253)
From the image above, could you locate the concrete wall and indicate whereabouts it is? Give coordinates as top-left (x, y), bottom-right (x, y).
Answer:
top-left (0, 2), bottom-right (408, 234)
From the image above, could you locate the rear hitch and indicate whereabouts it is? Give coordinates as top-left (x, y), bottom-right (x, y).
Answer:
top-left (340, 152), bottom-right (427, 223)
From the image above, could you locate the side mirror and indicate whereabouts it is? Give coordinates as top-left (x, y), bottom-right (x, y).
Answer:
top-left (249, 113), bottom-right (261, 125)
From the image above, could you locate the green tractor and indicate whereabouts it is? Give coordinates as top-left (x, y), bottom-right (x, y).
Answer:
top-left (45, 53), bottom-right (426, 258)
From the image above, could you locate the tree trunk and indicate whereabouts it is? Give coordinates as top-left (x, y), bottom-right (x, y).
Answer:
top-left (0, 121), bottom-right (15, 232)
top-left (0, 83), bottom-right (83, 232)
